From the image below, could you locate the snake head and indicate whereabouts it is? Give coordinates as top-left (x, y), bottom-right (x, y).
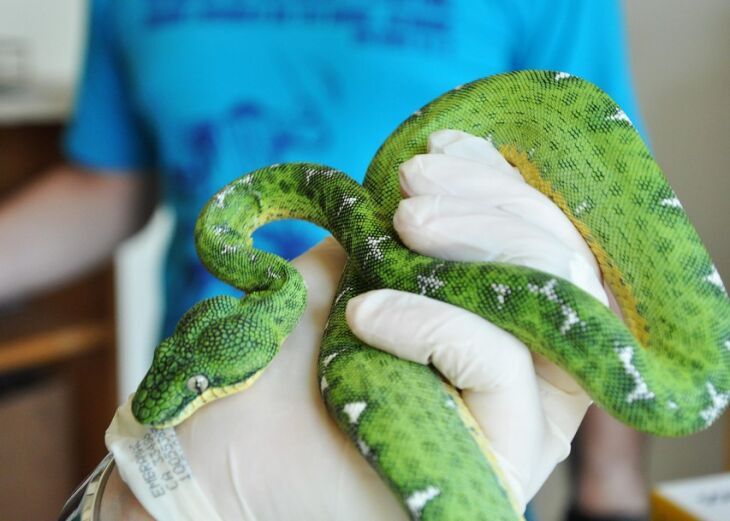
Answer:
top-left (131, 295), bottom-right (279, 428)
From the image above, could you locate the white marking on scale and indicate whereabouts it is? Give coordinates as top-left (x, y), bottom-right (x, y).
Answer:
top-left (356, 437), bottom-right (371, 457)
top-left (304, 167), bottom-right (336, 185)
top-left (365, 236), bottom-right (389, 262)
top-left (304, 168), bottom-right (317, 184)
top-left (659, 197), bottom-right (683, 209)
top-left (560, 304), bottom-right (585, 334)
top-left (667, 401), bottom-right (678, 410)
top-left (574, 200), bottom-right (590, 215)
top-left (323, 353), bottom-right (338, 367)
top-left (528, 279), bottom-right (586, 334)
top-left (337, 195), bottom-right (358, 217)
top-left (211, 224), bottom-right (230, 236)
top-left (615, 346), bottom-right (655, 403)
top-left (491, 283), bottom-right (511, 308)
top-left (555, 72), bottom-right (571, 81)
top-left (417, 271), bottom-right (446, 296)
top-left (700, 382), bottom-right (729, 426)
top-left (707, 265), bottom-right (726, 293)
top-left (320, 376), bottom-right (328, 392)
top-left (215, 184), bottom-right (237, 208)
top-left (343, 402), bottom-right (367, 424)
top-left (606, 107), bottom-right (633, 125)
top-left (334, 286), bottom-right (352, 306)
top-left (406, 486), bottom-right (441, 518)
top-left (527, 278), bottom-right (560, 303)
top-left (221, 244), bottom-right (239, 255)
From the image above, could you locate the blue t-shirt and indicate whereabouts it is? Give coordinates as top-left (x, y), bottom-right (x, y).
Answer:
top-left (65, 0), bottom-right (643, 335)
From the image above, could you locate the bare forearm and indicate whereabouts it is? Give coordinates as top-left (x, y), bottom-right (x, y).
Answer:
top-left (0, 164), bottom-right (153, 304)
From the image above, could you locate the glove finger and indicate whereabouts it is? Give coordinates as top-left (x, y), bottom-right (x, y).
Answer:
top-left (394, 195), bottom-right (607, 304)
top-left (426, 129), bottom-right (520, 175)
top-left (399, 154), bottom-right (599, 267)
top-left (346, 288), bottom-right (547, 511)
top-left (399, 153), bottom-right (525, 199)
top-left (346, 289), bottom-right (530, 390)
top-left (522, 353), bottom-right (592, 497)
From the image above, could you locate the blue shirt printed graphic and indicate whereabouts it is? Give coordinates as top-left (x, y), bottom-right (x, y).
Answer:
top-left (64, 0), bottom-right (644, 337)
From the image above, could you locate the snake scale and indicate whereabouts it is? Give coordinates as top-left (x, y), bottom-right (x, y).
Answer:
top-left (131, 71), bottom-right (730, 520)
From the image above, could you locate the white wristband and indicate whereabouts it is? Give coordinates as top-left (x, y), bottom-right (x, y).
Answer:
top-left (105, 396), bottom-right (237, 521)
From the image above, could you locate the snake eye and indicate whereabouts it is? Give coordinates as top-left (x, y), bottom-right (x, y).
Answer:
top-left (187, 375), bottom-right (209, 394)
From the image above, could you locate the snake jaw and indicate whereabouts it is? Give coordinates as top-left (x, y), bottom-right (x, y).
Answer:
top-left (160, 369), bottom-right (266, 428)
top-left (132, 367), bottom-right (267, 428)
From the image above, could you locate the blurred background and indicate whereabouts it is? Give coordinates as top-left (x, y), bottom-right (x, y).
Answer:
top-left (0, 0), bottom-right (727, 520)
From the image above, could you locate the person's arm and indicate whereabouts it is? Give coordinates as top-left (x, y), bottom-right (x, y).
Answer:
top-left (0, 163), bottom-right (152, 304)
top-left (0, 0), bottom-right (159, 305)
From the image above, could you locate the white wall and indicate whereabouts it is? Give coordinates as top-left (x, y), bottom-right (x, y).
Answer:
top-left (0, 0), bottom-right (86, 87)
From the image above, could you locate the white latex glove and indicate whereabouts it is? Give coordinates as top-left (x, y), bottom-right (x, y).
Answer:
top-left (346, 129), bottom-right (613, 512)
top-left (104, 130), bottom-right (612, 520)
top-left (106, 237), bottom-right (410, 520)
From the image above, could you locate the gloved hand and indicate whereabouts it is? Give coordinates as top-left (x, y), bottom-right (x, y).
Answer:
top-left (346, 129), bottom-right (614, 511)
top-left (105, 238), bottom-right (407, 520)
top-left (103, 130), bottom-right (613, 520)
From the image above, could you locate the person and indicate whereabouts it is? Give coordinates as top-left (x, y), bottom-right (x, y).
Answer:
top-left (0, 1), bottom-right (647, 519)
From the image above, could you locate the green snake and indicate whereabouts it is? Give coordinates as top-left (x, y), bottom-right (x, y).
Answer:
top-left (131, 71), bottom-right (730, 520)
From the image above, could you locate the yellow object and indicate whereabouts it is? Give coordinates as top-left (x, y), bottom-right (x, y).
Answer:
top-left (651, 473), bottom-right (730, 521)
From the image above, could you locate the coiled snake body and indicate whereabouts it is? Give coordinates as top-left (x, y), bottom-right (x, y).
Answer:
top-left (132, 71), bottom-right (730, 520)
